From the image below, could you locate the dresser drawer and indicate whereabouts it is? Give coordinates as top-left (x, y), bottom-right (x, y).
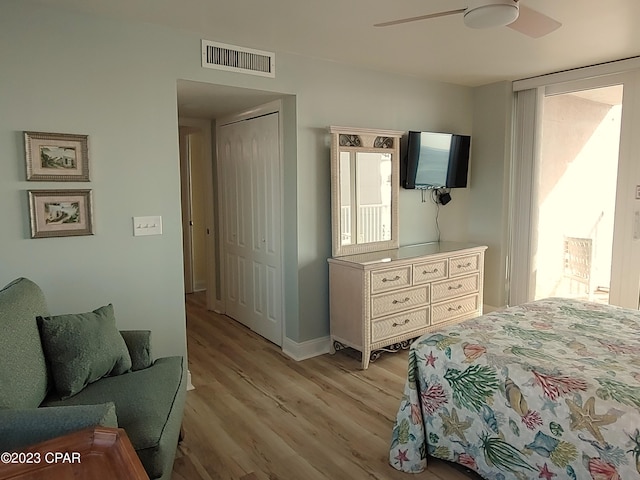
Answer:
top-left (431, 274), bottom-right (479, 302)
top-left (371, 285), bottom-right (429, 318)
top-left (413, 259), bottom-right (447, 284)
top-left (371, 308), bottom-right (430, 342)
top-left (432, 294), bottom-right (480, 325)
top-left (449, 253), bottom-right (480, 277)
top-left (370, 265), bottom-right (412, 294)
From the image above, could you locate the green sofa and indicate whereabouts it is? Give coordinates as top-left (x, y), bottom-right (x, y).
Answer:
top-left (0, 277), bottom-right (186, 480)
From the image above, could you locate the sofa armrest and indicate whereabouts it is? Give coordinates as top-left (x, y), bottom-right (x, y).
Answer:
top-left (0, 402), bottom-right (118, 452)
top-left (120, 330), bottom-right (152, 371)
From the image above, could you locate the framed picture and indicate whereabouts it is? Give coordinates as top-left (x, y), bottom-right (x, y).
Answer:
top-left (28, 190), bottom-right (94, 238)
top-left (24, 131), bottom-right (89, 181)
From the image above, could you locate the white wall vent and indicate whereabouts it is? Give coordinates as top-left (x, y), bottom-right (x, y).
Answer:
top-left (201, 40), bottom-right (275, 78)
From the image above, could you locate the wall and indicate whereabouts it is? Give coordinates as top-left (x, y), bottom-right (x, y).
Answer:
top-left (289, 56), bottom-right (474, 341)
top-left (468, 81), bottom-right (513, 309)
top-left (0, 1), bottom-right (477, 351)
top-left (1, 2), bottom-right (191, 357)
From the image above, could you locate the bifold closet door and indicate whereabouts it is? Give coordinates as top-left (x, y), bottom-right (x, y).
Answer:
top-left (218, 112), bottom-right (283, 346)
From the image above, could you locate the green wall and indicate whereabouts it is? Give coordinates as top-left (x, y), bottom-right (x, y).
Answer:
top-left (1, 0), bottom-right (481, 352)
top-left (469, 82), bottom-right (513, 308)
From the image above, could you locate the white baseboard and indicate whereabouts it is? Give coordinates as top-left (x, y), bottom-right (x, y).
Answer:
top-left (282, 335), bottom-right (331, 361)
top-left (187, 369), bottom-right (195, 391)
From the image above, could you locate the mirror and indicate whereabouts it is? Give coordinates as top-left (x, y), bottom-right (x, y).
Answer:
top-left (330, 126), bottom-right (403, 257)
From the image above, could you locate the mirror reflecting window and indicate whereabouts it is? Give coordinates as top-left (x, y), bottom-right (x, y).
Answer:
top-left (355, 152), bottom-right (391, 244)
top-left (330, 127), bottom-right (403, 257)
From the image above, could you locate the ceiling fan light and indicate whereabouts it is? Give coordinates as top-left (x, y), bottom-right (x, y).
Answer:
top-left (464, 3), bottom-right (519, 29)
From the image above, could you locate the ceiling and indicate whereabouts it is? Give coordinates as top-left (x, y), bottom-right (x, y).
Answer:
top-left (31, 0), bottom-right (640, 117)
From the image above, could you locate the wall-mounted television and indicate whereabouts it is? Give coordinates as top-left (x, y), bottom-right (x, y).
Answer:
top-left (402, 131), bottom-right (471, 189)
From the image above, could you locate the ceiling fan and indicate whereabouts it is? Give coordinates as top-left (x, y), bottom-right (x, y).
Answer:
top-left (374, 0), bottom-right (561, 38)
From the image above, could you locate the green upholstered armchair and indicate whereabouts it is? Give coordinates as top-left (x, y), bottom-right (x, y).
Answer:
top-left (0, 278), bottom-right (186, 480)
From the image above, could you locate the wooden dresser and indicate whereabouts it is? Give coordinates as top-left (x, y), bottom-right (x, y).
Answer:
top-left (328, 242), bottom-right (487, 369)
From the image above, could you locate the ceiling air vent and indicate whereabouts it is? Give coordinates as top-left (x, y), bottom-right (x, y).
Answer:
top-left (201, 40), bottom-right (275, 78)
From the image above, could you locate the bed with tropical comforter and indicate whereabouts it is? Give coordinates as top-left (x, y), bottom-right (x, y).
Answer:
top-left (389, 297), bottom-right (640, 479)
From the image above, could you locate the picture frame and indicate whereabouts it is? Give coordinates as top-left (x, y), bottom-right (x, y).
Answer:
top-left (28, 189), bottom-right (94, 238)
top-left (24, 131), bottom-right (89, 181)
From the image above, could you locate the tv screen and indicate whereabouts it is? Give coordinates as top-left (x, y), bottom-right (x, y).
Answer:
top-left (402, 131), bottom-right (471, 189)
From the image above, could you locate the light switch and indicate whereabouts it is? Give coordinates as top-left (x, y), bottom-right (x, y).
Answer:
top-left (133, 216), bottom-right (162, 236)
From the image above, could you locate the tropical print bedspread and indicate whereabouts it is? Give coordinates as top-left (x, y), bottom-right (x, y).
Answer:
top-left (389, 298), bottom-right (640, 479)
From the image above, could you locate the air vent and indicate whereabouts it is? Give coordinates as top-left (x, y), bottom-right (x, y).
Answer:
top-left (201, 40), bottom-right (275, 78)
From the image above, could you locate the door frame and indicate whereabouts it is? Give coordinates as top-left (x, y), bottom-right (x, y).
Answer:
top-left (178, 126), bottom-right (195, 294)
top-left (215, 99), bottom-right (286, 343)
top-left (178, 119), bottom-right (218, 305)
top-left (510, 68), bottom-right (640, 309)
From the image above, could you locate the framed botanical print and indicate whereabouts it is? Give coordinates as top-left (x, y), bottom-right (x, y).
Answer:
top-left (28, 189), bottom-right (94, 238)
top-left (24, 131), bottom-right (89, 181)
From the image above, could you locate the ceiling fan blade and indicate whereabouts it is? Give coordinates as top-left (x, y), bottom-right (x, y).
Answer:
top-left (374, 8), bottom-right (465, 28)
top-left (507, 4), bottom-right (561, 38)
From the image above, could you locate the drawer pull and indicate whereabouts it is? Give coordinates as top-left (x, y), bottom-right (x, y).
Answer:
top-left (392, 297), bottom-right (411, 304)
top-left (422, 268), bottom-right (438, 274)
top-left (456, 262), bottom-right (472, 269)
top-left (382, 275), bottom-right (401, 283)
top-left (392, 319), bottom-right (410, 327)
top-left (448, 284), bottom-right (463, 291)
top-left (448, 305), bottom-right (463, 312)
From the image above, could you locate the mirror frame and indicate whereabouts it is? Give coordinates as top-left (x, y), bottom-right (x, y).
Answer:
top-left (329, 126), bottom-right (403, 257)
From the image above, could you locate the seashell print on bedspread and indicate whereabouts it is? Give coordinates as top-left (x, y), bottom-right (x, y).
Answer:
top-left (389, 297), bottom-right (640, 479)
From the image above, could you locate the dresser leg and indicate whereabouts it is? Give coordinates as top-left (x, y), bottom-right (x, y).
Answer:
top-left (361, 348), bottom-right (371, 369)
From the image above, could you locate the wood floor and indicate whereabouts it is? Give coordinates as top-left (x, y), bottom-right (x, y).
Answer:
top-left (172, 292), bottom-right (480, 480)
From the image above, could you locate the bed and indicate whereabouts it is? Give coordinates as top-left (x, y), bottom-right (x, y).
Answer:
top-left (389, 298), bottom-right (640, 479)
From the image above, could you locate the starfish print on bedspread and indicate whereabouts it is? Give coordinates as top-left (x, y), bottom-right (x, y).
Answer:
top-left (565, 396), bottom-right (617, 444)
top-left (439, 407), bottom-right (472, 442)
top-left (425, 351), bottom-right (437, 367)
top-left (537, 462), bottom-right (557, 480)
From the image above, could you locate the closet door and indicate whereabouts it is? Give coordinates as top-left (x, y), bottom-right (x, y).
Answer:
top-left (218, 111), bottom-right (283, 345)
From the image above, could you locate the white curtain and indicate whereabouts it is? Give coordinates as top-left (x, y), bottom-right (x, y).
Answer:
top-left (508, 87), bottom-right (543, 306)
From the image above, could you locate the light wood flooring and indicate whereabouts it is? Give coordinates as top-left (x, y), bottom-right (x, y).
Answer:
top-left (172, 292), bottom-right (480, 480)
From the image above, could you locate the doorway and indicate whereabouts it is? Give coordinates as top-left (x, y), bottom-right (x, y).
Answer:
top-left (179, 125), bottom-right (209, 294)
top-left (533, 85), bottom-right (623, 304)
top-left (177, 79), bottom-right (291, 313)
top-left (511, 68), bottom-right (640, 310)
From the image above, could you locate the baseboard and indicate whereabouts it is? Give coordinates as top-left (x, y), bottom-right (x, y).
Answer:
top-left (187, 369), bottom-right (195, 391)
top-left (282, 335), bottom-right (331, 361)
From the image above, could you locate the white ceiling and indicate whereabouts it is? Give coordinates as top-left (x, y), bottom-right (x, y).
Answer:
top-left (32, 0), bottom-right (640, 117)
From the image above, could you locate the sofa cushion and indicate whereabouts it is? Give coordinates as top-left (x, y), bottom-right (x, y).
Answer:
top-left (120, 330), bottom-right (153, 371)
top-left (38, 304), bottom-right (132, 399)
top-left (43, 356), bottom-right (186, 479)
top-left (0, 278), bottom-right (51, 409)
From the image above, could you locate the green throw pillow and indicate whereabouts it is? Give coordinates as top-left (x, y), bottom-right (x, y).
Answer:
top-left (38, 304), bottom-right (132, 399)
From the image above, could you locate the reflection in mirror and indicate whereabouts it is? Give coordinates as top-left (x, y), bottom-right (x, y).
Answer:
top-left (340, 151), bottom-right (352, 245)
top-left (355, 152), bottom-right (391, 244)
top-left (330, 126), bottom-right (403, 257)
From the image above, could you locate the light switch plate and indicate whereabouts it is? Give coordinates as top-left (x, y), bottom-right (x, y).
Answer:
top-left (133, 216), bottom-right (162, 236)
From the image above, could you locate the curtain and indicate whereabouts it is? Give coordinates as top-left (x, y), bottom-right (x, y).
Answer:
top-left (507, 87), bottom-right (543, 306)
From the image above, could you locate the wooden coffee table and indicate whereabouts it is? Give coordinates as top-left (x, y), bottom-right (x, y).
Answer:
top-left (0, 426), bottom-right (148, 479)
